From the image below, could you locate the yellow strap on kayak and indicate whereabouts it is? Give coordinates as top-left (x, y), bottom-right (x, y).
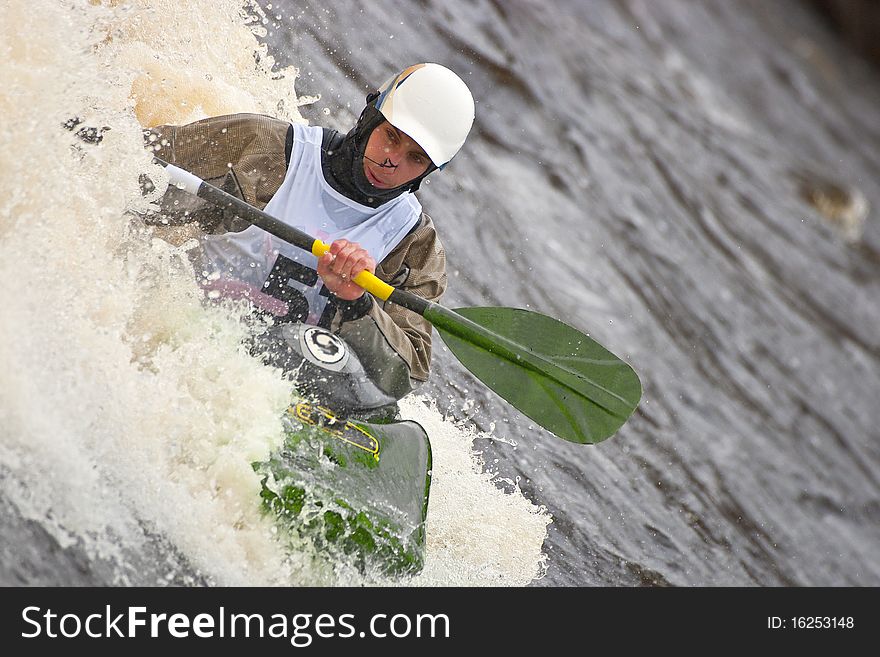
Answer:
top-left (311, 239), bottom-right (395, 301)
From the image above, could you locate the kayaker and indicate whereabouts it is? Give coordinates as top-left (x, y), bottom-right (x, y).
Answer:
top-left (144, 63), bottom-right (475, 405)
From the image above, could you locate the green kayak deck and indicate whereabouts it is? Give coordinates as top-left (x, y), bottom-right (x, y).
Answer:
top-left (254, 400), bottom-right (432, 575)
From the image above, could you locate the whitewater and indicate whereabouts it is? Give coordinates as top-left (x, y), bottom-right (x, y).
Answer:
top-left (0, 0), bottom-right (550, 586)
top-left (4, 0), bottom-right (879, 588)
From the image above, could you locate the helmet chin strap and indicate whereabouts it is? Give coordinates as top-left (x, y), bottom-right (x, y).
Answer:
top-left (363, 154), bottom-right (398, 170)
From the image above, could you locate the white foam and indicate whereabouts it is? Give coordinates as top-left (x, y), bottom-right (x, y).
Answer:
top-left (0, 0), bottom-right (549, 586)
top-left (398, 397), bottom-right (551, 586)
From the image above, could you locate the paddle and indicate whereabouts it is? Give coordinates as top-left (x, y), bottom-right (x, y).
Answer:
top-left (154, 159), bottom-right (642, 443)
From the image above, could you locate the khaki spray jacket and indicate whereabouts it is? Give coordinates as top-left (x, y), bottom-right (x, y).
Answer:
top-left (145, 113), bottom-right (447, 392)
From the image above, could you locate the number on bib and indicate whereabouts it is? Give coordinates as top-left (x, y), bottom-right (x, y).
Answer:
top-left (263, 254), bottom-right (336, 327)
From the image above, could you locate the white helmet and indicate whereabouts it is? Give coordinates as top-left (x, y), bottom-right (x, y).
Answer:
top-left (374, 63), bottom-right (475, 169)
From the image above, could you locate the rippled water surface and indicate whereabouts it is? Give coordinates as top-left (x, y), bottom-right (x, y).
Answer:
top-left (2, 0), bottom-right (878, 586)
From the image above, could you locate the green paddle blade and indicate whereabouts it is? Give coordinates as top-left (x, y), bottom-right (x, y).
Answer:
top-left (428, 306), bottom-right (642, 444)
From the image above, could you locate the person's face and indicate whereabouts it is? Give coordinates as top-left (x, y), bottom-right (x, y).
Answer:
top-left (362, 121), bottom-right (431, 189)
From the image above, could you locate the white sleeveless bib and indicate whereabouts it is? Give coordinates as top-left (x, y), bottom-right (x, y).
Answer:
top-left (194, 123), bottom-right (421, 324)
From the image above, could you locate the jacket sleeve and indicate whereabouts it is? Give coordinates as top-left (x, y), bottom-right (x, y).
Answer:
top-left (335, 213), bottom-right (447, 392)
top-left (145, 113), bottom-right (290, 210)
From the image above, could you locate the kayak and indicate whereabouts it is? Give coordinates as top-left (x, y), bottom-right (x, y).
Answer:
top-left (251, 324), bottom-right (432, 576)
top-left (255, 402), bottom-right (431, 575)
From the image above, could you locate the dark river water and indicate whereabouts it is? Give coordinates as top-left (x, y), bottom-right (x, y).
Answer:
top-left (2, 0), bottom-right (878, 587)
top-left (268, 0), bottom-right (880, 585)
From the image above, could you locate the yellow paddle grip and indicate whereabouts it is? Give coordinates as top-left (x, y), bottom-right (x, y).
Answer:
top-left (311, 240), bottom-right (395, 301)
